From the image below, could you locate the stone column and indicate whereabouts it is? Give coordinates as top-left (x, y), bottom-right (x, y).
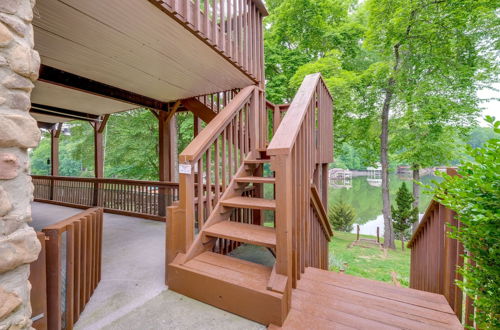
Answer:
top-left (0, 0), bottom-right (42, 329)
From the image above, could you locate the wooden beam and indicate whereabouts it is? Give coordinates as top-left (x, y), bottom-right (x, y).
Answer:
top-left (97, 115), bottom-right (110, 134)
top-left (159, 111), bottom-right (177, 217)
top-left (181, 98), bottom-right (217, 123)
top-left (39, 65), bottom-right (170, 111)
top-left (148, 109), bottom-right (160, 120)
top-left (93, 117), bottom-right (108, 179)
top-left (31, 103), bottom-right (100, 122)
top-left (193, 115), bottom-right (202, 137)
top-left (159, 111), bottom-right (177, 182)
top-left (50, 123), bottom-right (62, 201)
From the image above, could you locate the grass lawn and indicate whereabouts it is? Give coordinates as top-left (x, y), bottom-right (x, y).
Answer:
top-left (329, 231), bottom-right (411, 287)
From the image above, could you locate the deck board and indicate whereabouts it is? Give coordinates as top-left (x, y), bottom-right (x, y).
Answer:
top-left (275, 267), bottom-right (462, 330)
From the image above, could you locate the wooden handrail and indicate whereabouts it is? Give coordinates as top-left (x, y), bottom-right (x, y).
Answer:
top-left (268, 74), bottom-right (321, 155)
top-left (310, 185), bottom-right (334, 239)
top-left (180, 85), bottom-right (255, 162)
top-left (31, 175), bottom-right (178, 187)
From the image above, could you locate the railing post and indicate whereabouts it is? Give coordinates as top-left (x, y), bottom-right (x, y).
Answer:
top-left (43, 229), bottom-right (62, 330)
top-left (166, 170), bottom-right (195, 268)
top-left (271, 154), bottom-right (292, 316)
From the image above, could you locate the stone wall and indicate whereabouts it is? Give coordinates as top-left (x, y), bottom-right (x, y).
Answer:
top-left (0, 0), bottom-right (41, 329)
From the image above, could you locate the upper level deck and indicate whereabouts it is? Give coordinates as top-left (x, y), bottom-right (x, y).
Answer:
top-left (31, 0), bottom-right (266, 124)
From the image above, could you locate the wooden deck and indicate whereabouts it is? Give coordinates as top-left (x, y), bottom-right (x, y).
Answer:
top-left (272, 268), bottom-right (462, 329)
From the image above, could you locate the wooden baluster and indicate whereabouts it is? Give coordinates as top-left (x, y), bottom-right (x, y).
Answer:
top-left (214, 137), bottom-right (220, 204)
top-left (233, 117), bottom-right (238, 171)
top-left (220, 0), bottom-right (225, 52)
top-left (203, 0), bottom-right (209, 37)
top-left (66, 224), bottom-right (75, 328)
top-left (194, 0), bottom-right (201, 31)
top-left (212, 0), bottom-right (218, 45)
top-left (239, 109), bottom-right (244, 160)
top-left (222, 129), bottom-right (227, 191)
top-left (228, 123), bottom-right (233, 180)
top-left (197, 157), bottom-right (204, 228)
top-left (205, 149), bottom-right (212, 216)
top-left (227, 0), bottom-right (232, 58)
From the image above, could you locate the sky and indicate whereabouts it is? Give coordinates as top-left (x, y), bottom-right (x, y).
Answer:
top-left (478, 83), bottom-right (500, 126)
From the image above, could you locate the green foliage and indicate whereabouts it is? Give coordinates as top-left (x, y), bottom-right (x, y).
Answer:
top-left (30, 109), bottom-right (198, 180)
top-left (328, 201), bottom-right (356, 232)
top-left (104, 109), bottom-right (159, 180)
top-left (391, 183), bottom-right (417, 243)
top-left (432, 117), bottom-right (499, 328)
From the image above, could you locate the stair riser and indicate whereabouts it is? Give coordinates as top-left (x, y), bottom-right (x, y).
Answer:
top-left (168, 264), bottom-right (286, 326)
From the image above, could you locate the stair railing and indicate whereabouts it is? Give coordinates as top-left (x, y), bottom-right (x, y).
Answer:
top-left (167, 85), bottom-right (265, 266)
top-left (267, 73), bottom-right (333, 310)
top-left (408, 170), bottom-right (475, 327)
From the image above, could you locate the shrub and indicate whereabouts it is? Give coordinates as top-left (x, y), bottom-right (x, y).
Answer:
top-left (328, 201), bottom-right (356, 232)
top-left (432, 117), bottom-right (499, 328)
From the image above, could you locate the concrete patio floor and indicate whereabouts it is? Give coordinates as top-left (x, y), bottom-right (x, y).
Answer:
top-left (31, 202), bottom-right (264, 330)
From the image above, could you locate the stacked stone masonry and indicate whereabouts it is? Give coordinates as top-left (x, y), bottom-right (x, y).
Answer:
top-left (0, 0), bottom-right (41, 329)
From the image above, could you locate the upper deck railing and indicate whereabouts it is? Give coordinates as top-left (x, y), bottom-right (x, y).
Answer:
top-left (151, 0), bottom-right (267, 83)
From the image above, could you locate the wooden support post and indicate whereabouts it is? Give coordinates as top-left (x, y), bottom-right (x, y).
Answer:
top-left (50, 123), bottom-right (62, 200)
top-left (271, 155), bottom-right (292, 318)
top-left (193, 115), bottom-right (202, 137)
top-left (92, 115), bottom-right (109, 206)
top-left (159, 105), bottom-right (178, 216)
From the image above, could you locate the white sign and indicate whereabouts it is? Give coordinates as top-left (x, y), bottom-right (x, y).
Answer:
top-left (179, 163), bottom-right (192, 174)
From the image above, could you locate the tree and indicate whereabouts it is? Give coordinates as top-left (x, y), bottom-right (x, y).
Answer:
top-left (360, 0), bottom-right (499, 248)
top-left (328, 201), bottom-right (356, 232)
top-left (391, 183), bottom-right (417, 250)
top-left (432, 117), bottom-right (499, 328)
top-left (367, 0), bottom-right (498, 237)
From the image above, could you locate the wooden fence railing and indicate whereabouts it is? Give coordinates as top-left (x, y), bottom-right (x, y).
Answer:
top-left (32, 176), bottom-right (179, 221)
top-left (168, 85), bottom-right (264, 257)
top-left (408, 197), bottom-right (475, 327)
top-left (267, 73), bottom-right (334, 297)
top-left (40, 208), bottom-right (103, 330)
top-left (151, 0), bottom-right (267, 83)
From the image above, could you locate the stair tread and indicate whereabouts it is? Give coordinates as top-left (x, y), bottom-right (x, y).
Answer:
top-left (244, 159), bottom-right (270, 164)
top-left (235, 176), bottom-right (275, 184)
top-left (221, 196), bottom-right (276, 210)
top-left (204, 221), bottom-right (276, 248)
top-left (183, 251), bottom-right (272, 291)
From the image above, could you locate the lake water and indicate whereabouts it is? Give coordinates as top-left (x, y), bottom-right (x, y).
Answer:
top-left (328, 173), bottom-right (440, 236)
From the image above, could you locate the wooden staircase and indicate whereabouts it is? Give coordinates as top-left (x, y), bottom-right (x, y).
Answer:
top-left (169, 152), bottom-right (288, 325)
top-left (166, 75), bottom-right (334, 326)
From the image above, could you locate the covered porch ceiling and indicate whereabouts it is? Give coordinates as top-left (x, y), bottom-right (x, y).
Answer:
top-left (31, 0), bottom-right (254, 124)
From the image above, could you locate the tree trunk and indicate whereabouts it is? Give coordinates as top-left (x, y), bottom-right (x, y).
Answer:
top-left (401, 238), bottom-right (404, 251)
top-left (381, 79), bottom-right (395, 249)
top-left (412, 164), bottom-right (420, 232)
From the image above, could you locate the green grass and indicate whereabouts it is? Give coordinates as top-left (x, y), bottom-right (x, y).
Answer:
top-left (329, 231), bottom-right (411, 287)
